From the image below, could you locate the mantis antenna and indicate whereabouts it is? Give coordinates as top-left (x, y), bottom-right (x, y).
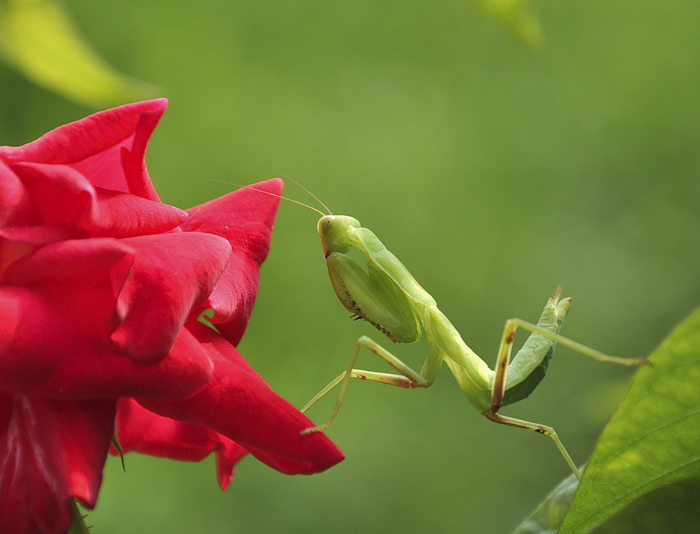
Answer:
top-left (202, 177), bottom-right (330, 217)
top-left (277, 174), bottom-right (333, 216)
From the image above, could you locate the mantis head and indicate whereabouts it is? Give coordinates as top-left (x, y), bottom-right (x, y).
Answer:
top-left (317, 215), bottom-right (361, 256)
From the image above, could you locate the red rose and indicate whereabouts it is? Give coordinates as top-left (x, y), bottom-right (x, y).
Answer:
top-left (0, 99), bottom-right (343, 534)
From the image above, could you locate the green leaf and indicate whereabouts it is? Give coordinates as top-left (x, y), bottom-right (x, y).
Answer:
top-left (591, 478), bottom-right (700, 533)
top-left (476, 0), bottom-right (545, 48)
top-left (513, 471), bottom-right (580, 534)
top-left (0, 0), bottom-right (158, 107)
top-left (513, 307), bottom-right (700, 533)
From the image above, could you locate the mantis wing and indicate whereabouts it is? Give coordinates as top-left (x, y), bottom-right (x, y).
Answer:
top-left (325, 251), bottom-right (421, 344)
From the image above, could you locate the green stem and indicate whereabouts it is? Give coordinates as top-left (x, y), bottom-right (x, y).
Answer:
top-left (67, 499), bottom-right (91, 534)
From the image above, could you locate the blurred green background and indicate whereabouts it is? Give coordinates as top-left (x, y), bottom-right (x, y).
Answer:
top-left (2, 1), bottom-right (700, 532)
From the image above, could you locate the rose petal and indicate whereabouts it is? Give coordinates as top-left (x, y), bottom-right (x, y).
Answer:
top-left (0, 99), bottom-right (167, 200)
top-left (3, 238), bottom-right (133, 288)
top-left (9, 161), bottom-right (186, 237)
top-left (110, 232), bottom-right (232, 361)
top-left (138, 321), bottom-right (344, 475)
top-left (0, 395), bottom-right (115, 534)
top-left (0, 160), bottom-right (31, 228)
top-left (115, 398), bottom-right (221, 461)
top-left (214, 438), bottom-right (250, 490)
top-left (184, 178), bottom-right (283, 345)
top-left (0, 286), bottom-right (213, 399)
top-left (113, 398), bottom-right (248, 490)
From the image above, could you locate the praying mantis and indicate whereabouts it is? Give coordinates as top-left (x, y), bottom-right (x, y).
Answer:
top-left (295, 209), bottom-right (645, 480)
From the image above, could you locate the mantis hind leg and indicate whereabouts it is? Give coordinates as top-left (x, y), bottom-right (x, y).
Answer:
top-left (484, 411), bottom-right (583, 480)
top-left (300, 335), bottom-right (433, 434)
top-left (487, 305), bottom-right (588, 479)
top-left (482, 304), bottom-right (584, 480)
top-left (506, 318), bottom-right (647, 366)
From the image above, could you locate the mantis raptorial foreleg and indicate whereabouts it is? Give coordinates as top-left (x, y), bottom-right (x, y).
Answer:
top-left (298, 212), bottom-right (645, 478)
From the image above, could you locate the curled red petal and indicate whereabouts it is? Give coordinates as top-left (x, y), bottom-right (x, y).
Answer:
top-left (10, 162), bottom-right (97, 226)
top-left (137, 321), bottom-right (344, 475)
top-left (12, 163), bottom-right (187, 237)
top-left (0, 160), bottom-right (31, 228)
top-left (1, 223), bottom-right (75, 246)
top-left (110, 232), bottom-right (231, 362)
top-left (116, 104), bottom-right (169, 201)
top-left (0, 99), bottom-right (168, 199)
top-left (0, 395), bottom-right (115, 534)
top-left (214, 438), bottom-right (249, 490)
top-left (184, 178), bottom-right (283, 346)
top-left (115, 398), bottom-right (220, 461)
top-left (0, 286), bottom-right (213, 399)
top-left (10, 162), bottom-right (186, 238)
top-left (113, 399), bottom-right (248, 490)
top-left (3, 237), bottom-right (133, 288)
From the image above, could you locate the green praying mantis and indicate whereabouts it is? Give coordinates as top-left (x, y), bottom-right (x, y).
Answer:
top-left (224, 179), bottom-right (645, 480)
top-left (288, 197), bottom-right (645, 480)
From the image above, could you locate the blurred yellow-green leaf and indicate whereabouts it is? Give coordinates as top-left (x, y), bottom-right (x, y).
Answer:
top-left (0, 0), bottom-right (157, 107)
top-left (477, 0), bottom-right (544, 47)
